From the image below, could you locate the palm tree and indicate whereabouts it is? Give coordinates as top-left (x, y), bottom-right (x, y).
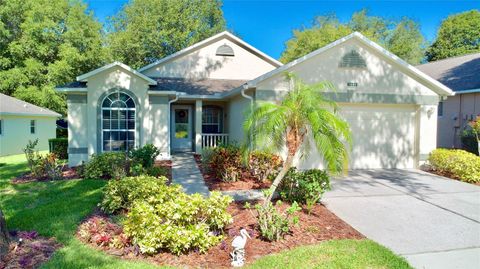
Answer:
top-left (244, 73), bottom-right (352, 203)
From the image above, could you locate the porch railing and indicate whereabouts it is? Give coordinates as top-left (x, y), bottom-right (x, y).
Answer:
top-left (201, 133), bottom-right (229, 148)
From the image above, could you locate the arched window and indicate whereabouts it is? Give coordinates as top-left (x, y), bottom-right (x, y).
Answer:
top-left (202, 106), bottom-right (223, 133)
top-left (101, 91), bottom-right (135, 151)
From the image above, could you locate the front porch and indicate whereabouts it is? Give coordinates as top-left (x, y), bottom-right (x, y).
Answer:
top-left (170, 99), bottom-right (234, 154)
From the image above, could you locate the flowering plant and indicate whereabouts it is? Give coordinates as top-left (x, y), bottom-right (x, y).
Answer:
top-left (468, 116), bottom-right (480, 143)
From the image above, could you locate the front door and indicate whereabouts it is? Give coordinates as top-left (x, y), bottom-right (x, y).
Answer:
top-left (171, 105), bottom-right (192, 152)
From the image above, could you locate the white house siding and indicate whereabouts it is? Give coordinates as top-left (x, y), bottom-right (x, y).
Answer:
top-left (0, 115), bottom-right (56, 156)
top-left (251, 38), bottom-right (439, 169)
top-left (141, 37), bottom-right (277, 80)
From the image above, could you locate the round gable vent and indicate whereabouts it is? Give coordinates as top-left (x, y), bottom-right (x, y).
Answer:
top-left (216, 44), bottom-right (234, 56)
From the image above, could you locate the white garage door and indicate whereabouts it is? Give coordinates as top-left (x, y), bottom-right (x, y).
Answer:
top-left (340, 104), bottom-right (417, 169)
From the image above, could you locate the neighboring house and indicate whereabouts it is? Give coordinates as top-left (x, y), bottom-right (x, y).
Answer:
top-left (0, 93), bottom-right (61, 156)
top-left (57, 31), bottom-right (453, 169)
top-left (417, 53), bottom-right (480, 149)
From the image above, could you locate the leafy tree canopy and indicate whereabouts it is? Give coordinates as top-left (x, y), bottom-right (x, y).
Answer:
top-left (107, 0), bottom-right (226, 69)
top-left (0, 0), bottom-right (106, 115)
top-left (426, 10), bottom-right (480, 61)
top-left (280, 9), bottom-right (426, 65)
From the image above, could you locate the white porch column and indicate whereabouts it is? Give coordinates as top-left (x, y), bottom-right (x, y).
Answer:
top-left (195, 100), bottom-right (203, 154)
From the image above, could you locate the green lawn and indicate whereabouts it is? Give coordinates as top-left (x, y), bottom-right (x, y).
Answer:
top-left (0, 153), bottom-right (411, 269)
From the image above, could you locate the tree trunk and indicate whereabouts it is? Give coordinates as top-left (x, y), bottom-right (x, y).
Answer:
top-left (264, 154), bottom-right (295, 204)
top-left (0, 209), bottom-right (9, 260)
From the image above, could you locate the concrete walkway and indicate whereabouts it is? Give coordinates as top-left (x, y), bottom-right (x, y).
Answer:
top-left (324, 169), bottom-right (480, 269)
top-left (171, 153), bottom-right (210, 196)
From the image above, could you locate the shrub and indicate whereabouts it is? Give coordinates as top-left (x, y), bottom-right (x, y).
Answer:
top-left (100, 175), bottom-right (178, 214)
top-left (123, 190), bottom-right (233, 255)
top-left (78, 216), bottom-right (130, 249)
top-left (280, 168), bottom-right (331, 213)
top-left (209, 144), bottom-right (243, 182)
top-left (129, 144), bottom-right (160, 169)
top-left (248, 151), bottom-right (282, 182)
top-left (428, 149), bottom-right (480, 183)
top-left (461, 129), bottom-right (479, 155)
top-left (147, 166), bottom-right (168, 178)
top-left (23, 139), bottom-right (41, 174)
top-left (83, 152), bottom-right (129, 180)
top-left (245, 200), bottom-right (300, 242)
top-left (48, 138), bottom-right (68, 159)
top-left (39, 153), bottom-right (63, 180)
top-left (201, 147), bottom-right (215, 172)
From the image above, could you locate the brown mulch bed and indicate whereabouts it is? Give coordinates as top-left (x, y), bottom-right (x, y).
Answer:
top-left (77, 202), bottom-right (364, 268)
top-left (0, 231), bottom-right (61, 269)
top-left (11, 166), bottom-right (80, 184)
top-left (193, 154), bottom-right (272, 191)
top-left (154, 160), bottom-right (172, 182)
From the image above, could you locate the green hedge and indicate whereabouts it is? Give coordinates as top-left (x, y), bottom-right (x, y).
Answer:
top-left (48, 138), bottom-right (68, 159)
top-left (428, 149), bottom-right (480, 183)
top-left (461, 129), bottom-right (479, 155)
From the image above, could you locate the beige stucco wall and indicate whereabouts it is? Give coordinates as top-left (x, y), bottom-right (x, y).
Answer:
top-left (67, 95), bottom-right (88, 166)
top-left (247, 38), bottom-right (440, 169)
top-left (141, 37), bottom-right (277, 80)
top-left (226, 93), bottom-right (252, 144)
top-left (257, 38), bottom-right (436, 98)
top-left (0, 115), bottom-right (57, 156)
top-left (67, 66), bottom-right (171, 166)
top-left (438, 93), bottom-right (480, 148)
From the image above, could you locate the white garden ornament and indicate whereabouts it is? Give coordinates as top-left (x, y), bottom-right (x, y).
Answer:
top-left (230, 228), bottom-right (251, 267)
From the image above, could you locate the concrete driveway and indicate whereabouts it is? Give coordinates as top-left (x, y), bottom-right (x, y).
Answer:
top-left (323, 169), bottom-right (480, 269)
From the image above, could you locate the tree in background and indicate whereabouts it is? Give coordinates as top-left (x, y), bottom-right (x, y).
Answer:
top-left (280, 16), bottom-right (351, 65)
top-left (0, 0), bottom-right (106, 115)
top-left (426, 10), bottom-right (480, 61)
top-left (107, 0), bottom-right (225, 69)
top-left (280, 9), bottom-right (426, 65)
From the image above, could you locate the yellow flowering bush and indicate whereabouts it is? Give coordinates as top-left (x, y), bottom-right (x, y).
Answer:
top-left (428, 149), bottom-right (480, 183)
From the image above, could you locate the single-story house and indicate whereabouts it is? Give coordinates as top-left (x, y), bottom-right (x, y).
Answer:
top-left (417, 53), bottom-right (480, 149)
top-left (57, 31), bottom-right (454, 169)
top-left (0, 93), bottom-right (61, 156)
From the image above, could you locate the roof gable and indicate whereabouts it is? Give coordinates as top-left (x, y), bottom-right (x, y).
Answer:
top-left (77, 62), bottom-right (157, 85)
top-left (248, 32), bottom-right (454, 97)
top-left (138, 31), bottom-right (282, 75)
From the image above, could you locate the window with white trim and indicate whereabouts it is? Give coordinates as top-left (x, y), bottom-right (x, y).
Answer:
top-left (30, 120), bottom-right (36, 134)
top-left (101, 92), bottom-right (136, 151)
top-left (202, 106), bottom-right (223, 133)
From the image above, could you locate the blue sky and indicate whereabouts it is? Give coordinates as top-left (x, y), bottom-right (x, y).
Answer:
top-left (85, 0), bottom-right (479, 59)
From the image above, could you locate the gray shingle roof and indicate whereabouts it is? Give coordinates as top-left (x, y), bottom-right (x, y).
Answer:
top-left (57, 81), bottom-right (87, 88)
top-left (416, 53), bottom-right (480, 92)
top-left (149, 77), bottom-right (247, 95)
top-left (0, 93), bottom-right (61, 117)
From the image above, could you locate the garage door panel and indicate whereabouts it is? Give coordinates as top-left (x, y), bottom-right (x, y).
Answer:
top-left (341, 105), bottom-right (416, 169)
